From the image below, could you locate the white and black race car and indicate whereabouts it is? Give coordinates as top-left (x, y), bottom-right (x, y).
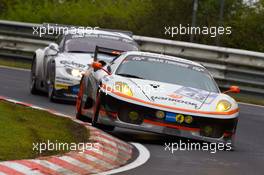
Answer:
top-left (76, 51), bottom-right (240, 145)
top-left (30, 28), bottom-right (139, 101)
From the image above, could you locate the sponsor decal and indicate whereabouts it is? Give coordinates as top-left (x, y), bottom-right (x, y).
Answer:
top-left (71, 33), bottom-right (97, 38)
top-left (60, 60), bottom-right (86, 69)
top-left (165, 112), bottom-right (185, 123)
top-left (55, 83), bottom-right (68, 90)
top-left (175, 87), bottom-right (218, 104)
top-left (102, 76), bottom-right (110, 82)
top-left (129, 56), bottom-right (189, 68)
top-left (175, 87), bottom-right (209, 102)
top-left (63, 93), bottom-right (78, 98)
top-left (165, 112), bottom-right (178, 123)
top-left (168, 93), bottom-right (183, 99)
top-left (126, 55), bottom-right (205, 72)
top-left (151, 96), bottom-right (198, 108)
top-left (70, 33), bottom-right (133, 43)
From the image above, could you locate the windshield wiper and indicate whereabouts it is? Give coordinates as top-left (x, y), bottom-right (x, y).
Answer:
top-left (117, 73), bottom-right (144, 79)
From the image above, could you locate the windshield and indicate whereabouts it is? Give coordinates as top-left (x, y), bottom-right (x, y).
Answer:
top-left (116, 55), bottom-right (219, 92)
top-left (64, 34), bottom-right (138, 53)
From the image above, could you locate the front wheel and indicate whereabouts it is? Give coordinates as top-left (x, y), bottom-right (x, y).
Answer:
top-left (76, 79), bottom-right (91, 122)
top-left (92, 92), bottom-right (115, 131)
top-left (48, 61), bottom-right (57, 102)
top-left (48, 82), bottom-right (56, 102)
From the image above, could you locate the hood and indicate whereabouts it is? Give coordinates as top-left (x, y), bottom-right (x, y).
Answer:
top-left (103, 75), bottom-right (221, 111)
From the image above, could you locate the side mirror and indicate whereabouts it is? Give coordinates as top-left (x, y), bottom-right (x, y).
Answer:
top-left (91, 61), bottom-right (111, 75)
top-left (223, 86), bottom-right (240, 94)
top-left (47, 43), bottom-right (59, 56)
top-left (91, 61), bottom-right (103, 69)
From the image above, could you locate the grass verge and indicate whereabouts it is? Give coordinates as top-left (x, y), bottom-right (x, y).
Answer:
top-left (0, 58), bottom-right (31, 69)
top-left (0, 101), bottom-right (89, 161)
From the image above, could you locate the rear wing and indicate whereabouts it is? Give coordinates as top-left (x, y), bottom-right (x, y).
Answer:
top-left (94, 46), bottom-right (123, 62)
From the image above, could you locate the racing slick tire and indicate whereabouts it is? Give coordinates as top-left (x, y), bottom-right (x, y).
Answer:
top-left (48, 82), bottom-right (56, 102)
top-left (30, 57), bottom-right (40, 95)
top-left (76, 79), bottom-right (92, 122)
top-left (92, 91), bottom-right (115, 131)
top-left (48, 62), bottom-right (57, 102)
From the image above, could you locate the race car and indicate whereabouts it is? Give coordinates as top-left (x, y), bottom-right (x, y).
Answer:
top-left (76, 50), bottom-right (240, 145)
top-left (30, 27), bottom-right (139, 102)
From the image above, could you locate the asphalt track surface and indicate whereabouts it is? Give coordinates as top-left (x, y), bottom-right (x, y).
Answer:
top-left (1, 67), bottom-right (264, 175)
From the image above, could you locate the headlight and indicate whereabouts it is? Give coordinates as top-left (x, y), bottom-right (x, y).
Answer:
top-left (66, 68), bottom-right (84, 78)
top-left (115, 82), bottom-right (133, 96)
top-left (216, 100), bottom-right (231, 112)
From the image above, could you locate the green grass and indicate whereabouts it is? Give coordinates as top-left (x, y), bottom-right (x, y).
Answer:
top-left (0, 58), bottom-right (31, 69)
top-left (0, 101), bottom-right (89, 161)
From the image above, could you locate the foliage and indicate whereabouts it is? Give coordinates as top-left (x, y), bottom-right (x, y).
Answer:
top-left (0, 0), bottom-right (263, 52)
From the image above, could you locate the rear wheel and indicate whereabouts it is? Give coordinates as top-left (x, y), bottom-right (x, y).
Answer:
top-left (48, 82), bottom-right (56, 102)
top-left (92, 92), bottom-right (115, 131)
top-left (48, 62), bottom-right (57, 102)
top-left (30, 58), bottom-right (39, 94)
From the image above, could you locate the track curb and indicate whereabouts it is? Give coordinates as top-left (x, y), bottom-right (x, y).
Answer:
top-left (0, 96), bottom-right (133, 175)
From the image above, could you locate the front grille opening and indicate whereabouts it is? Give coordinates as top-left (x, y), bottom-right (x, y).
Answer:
top-left (200, 125), bottom-right (224, 138)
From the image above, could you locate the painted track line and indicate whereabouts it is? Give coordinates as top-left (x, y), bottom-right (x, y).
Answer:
top-left (97, 143), bottom-right (150, 175)
top-left (0, 162), bottom-right (43, 175)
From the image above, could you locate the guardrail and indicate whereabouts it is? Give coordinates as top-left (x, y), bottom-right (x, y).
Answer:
top-left (0, 20), bottom-right (264, 95)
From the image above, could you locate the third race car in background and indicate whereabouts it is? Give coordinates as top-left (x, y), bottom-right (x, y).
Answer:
top-left (76, 50), bottom-right (240, 146)
top-left (30, 26), bottom-right (139, 102)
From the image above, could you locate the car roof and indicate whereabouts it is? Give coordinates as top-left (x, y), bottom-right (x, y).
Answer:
top-left (123, 51), bottom-right (204, 68)
top-left (65, 29), bottom-right (133, 40)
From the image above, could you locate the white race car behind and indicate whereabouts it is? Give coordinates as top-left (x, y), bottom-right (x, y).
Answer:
top-left (30, 28), bottom-right (139, 102)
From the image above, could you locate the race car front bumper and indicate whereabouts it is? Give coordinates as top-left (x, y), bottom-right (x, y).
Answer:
top-left (53, 83), bottom-right (80, 101)
top-left (98, 93), bottom-right (238, 145)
